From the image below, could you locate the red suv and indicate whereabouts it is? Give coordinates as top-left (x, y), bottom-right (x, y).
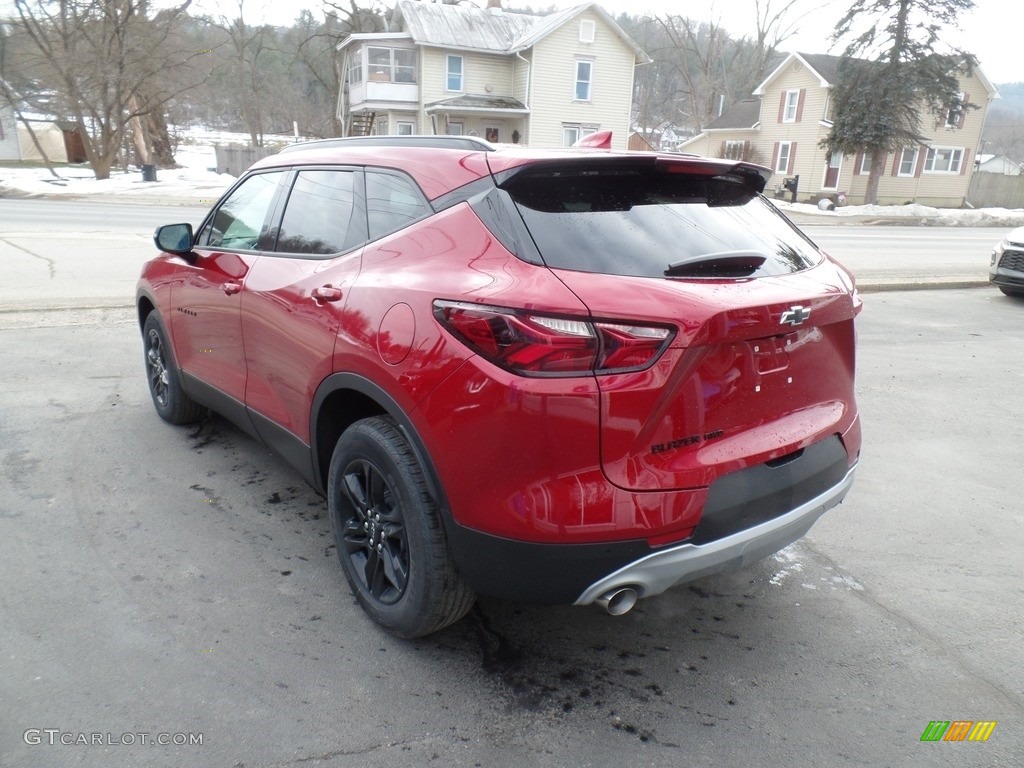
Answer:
top-left (137, 135), bottom-right (861, 637)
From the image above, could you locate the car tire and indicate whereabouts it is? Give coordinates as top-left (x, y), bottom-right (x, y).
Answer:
top-left (328, 416), bottom-right (475, 638)
top-left (998, 287), bottom-right (1024, 298)
top-left (142, 312), bottom-right (204, 425)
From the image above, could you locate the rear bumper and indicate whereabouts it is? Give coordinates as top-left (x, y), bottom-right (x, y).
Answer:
top-left (445, 439), bottom-right (857, 605)
top-left (574, 462), bottom-right (856, 605)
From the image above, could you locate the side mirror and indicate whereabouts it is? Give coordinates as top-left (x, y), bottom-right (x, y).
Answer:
top-left (154, 223), bottom-right (195, 256)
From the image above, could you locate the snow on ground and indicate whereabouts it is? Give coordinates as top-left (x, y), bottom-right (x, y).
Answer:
top-left (0, 141), bottom-right (233, 201)
top-left (2, 128), bottom-right (1024, 226)
top-left (772, 199), bottom-right (1024, 227)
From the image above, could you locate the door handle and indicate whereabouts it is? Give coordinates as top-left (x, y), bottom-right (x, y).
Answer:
top-left (220, 282), bottom-right (242, 295)
top-left (312, 285), bottom-right (343, 302)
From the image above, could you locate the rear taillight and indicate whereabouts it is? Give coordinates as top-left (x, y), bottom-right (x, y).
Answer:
top-left (433, 301), bottom-right (673, 377)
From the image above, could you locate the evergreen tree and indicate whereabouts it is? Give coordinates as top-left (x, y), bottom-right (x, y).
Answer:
top-left (821, 0), bottom-right (977, 204)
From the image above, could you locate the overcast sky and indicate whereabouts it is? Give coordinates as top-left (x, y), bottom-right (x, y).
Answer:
top-left (184, 0), bottom-right (1018, 85)
top-left (3, 0), bottom-right (1016, 83)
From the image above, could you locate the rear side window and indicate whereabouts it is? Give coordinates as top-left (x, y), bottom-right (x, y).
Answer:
top-left (276, 170), bottom-right (361, 255)
top-left (503, 164), bottom-right (822, 278)
top-left (366, 171), bottom-right (431, 240)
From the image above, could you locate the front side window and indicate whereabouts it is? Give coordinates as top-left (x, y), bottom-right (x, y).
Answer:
top-left (203, 171), bottom-right (285, 251)
top-left (446, 55), bottom-right (463, 91)
top-left (275, 170), bottom-right (361, 255)
top-left (925, 146), bottom-right (964, 174)
top-left (574, 60), bottom-right (593, 101)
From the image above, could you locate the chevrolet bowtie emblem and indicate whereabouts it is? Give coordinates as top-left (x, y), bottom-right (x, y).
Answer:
top-left (780, 305), bottom-right (812, 326)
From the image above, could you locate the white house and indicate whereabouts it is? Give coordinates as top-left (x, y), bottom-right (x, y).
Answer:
top-left (975, 153), bottom-right (1022, 175)
top-left (336, 0), bottom-right (649, 151)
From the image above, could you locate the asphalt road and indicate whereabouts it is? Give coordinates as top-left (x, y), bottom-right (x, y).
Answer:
top-left (0, 200), bottom-right (1011, 310)
top-left (2, 278), bottom-right (1022, 766)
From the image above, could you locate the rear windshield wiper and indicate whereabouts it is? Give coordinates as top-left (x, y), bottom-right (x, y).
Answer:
top-left (664, 250), bottom-right (767, 278)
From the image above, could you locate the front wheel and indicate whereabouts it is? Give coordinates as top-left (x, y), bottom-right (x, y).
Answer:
top-left (142, 312), bottom-right (204, 425)
top-left (328, 416), bottom-right (475, 638)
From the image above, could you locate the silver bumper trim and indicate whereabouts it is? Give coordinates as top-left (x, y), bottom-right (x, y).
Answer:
top-left (574, 463), bottom-right (857, 606)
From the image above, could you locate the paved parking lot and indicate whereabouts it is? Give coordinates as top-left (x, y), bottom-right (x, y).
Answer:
top-left (2, 271), bottom-right (1022, 763)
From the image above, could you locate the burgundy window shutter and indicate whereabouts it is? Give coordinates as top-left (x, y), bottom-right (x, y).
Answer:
top-left (915, 148), bottom-right (927, 177)
top-left (795, 89), bottom-right (805, 122)
top-left (772, 142), bottom-right (779, 170)
top-left (855, 152), bottom-right (863, 175)
top-left (891, 151), bottom-right (900, 176)
top-left (778, 93), bottom-right (786, 123)
top-left (960, 147), bottom-right (970, 175)
top-left (789, 142), bottom-right (797, 173)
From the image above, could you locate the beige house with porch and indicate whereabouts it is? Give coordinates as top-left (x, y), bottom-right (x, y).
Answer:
top-left (336, 0), bottom-right (649, 151)
top-left (680, 52), bottom-right (999, 207)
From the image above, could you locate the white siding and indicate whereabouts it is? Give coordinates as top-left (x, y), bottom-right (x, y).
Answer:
top-left (528, 9), bottom-right (636, 150)
top-left (419, 48), bottom-right (514, 104)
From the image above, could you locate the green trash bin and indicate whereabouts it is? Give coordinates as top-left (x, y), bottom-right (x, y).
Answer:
top-left (141, 164), bottom-right (157, 182)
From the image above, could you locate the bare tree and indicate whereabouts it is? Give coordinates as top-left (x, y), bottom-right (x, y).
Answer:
top-left (10, 0), bottom-right (206, 179)
top-left (210, 0), bottom-right (273, 146)
top-left (655, 16), bottom-right (731, 133)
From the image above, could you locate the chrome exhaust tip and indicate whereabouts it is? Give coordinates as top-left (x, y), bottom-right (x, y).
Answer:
top-left (595, 586), bottom-right (639, 616)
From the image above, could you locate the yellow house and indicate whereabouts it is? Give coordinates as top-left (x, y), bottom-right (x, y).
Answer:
top-left (680, 52), bottom-right (1000, 207)
top-left (336, 0), bottom-right (649, 151)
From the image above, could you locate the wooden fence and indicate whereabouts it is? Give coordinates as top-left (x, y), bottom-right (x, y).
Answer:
top-left (967, 173), bottom-right (1024, 209)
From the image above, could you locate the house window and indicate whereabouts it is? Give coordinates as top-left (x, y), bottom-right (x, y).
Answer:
top-left (782, 90), bottom-right (799, 122)
top-left (485, 126), bottom-right (500, 143)
top-left (396, 121), bottom-right (415, 136)
top-left (562, 123), bottom-right (599, 146)
top-left (898, 147), bottom-right (917, 176)
top-left (925, 146), bottom-right (964, 173)
top-left (368, 47), bottom-right (391, 81)
top-left (574, 60), bottom-right (593, 101)
top-left (394, 49), bottom-right (416, 83)
top-left (775, 141), bottom-right (793, 174)
top-left (945, 92), bottom-right (965, 128)
top-left (374, 117), bottom-right (389, 135)
top-left (579, 20), bottom-right (595, 43)
top-left (446, 120), bottom-right (464, 136)
top-left (446, 55), bottom-right (463, 92)
top-left (348, 49), bottom-right (363, 84)
top-left (859, 152), bottom-right (873, 174)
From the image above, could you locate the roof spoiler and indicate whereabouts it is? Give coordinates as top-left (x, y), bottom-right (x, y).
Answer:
top-left (572, 130), bottom-right (613, 150)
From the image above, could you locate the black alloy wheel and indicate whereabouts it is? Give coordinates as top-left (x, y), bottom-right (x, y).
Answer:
top-left (328, 416), bottom-right (475, 638)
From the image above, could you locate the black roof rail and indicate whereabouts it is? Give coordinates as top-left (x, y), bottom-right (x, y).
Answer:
top-left (278, 136), bottom-right (495, 154)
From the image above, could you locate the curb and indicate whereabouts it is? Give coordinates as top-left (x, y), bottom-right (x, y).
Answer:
top-left (857, 280), bottom-right (989, 293)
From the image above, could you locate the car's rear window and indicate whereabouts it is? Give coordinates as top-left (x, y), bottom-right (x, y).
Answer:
top-left (503, 164), bottom-right (822, 279)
